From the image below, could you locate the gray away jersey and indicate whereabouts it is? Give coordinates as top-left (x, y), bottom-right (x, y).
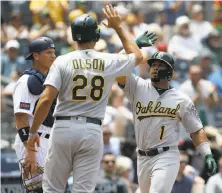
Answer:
top-left (122, 74), bottom-right (203, 150)
top-left (44, 49), bottom-right (136, 119)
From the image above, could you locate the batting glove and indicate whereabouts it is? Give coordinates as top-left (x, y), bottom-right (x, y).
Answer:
top-left (135, 31), bottom-right (157, 48)
top-left (205, 154), bottom-right (217, 176)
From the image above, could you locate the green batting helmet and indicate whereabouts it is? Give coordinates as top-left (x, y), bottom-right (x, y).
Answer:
top-left (148, 51), bottom-right (175, 81)
top-left (71, 14), bottom-right (100, 42)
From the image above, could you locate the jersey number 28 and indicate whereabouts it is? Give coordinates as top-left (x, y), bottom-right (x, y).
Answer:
top-left (72, 75), bottom-right (104, 102)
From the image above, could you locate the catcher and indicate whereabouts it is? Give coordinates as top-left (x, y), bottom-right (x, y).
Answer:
top-left (13, 37), bottom-right (56, 192)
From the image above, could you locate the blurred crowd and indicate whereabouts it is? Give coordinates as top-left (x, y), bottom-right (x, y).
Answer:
top-left (1, 1), bottom-right (222, 193)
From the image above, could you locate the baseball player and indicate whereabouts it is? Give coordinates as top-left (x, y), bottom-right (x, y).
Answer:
top-left (116, 51), bottom-right (217, 193)
top-left (24, 4), bottom-right (153, 193)
top-left (13, 37), bottom-right (56, 192)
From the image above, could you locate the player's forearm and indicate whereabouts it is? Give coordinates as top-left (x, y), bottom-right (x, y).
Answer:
top-left (191, 129), bottom-right (208, 146)
top-left (191, 129), bottom-right (212, 157)
top-left (30, 97), bottom-right (53, 134)
top-left (15, 113), bottom-right (30, 129)
top-left (115, 26), bottom-right (143, 65)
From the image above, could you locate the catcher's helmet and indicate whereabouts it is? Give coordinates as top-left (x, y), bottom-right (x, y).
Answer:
top-left (148, 51), bottom-right (175, 81)
top-left (71, 14), bottom-right (100, 42)
top-left (25, 37), bottom-right (55, 60)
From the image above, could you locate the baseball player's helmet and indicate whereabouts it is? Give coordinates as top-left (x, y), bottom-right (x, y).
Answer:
top-left (148, 51), bottom-right (175, 80)
top-left (71, 14), bottom-right (100, 42)
top-left (25, 37), bottom-right (55, 60)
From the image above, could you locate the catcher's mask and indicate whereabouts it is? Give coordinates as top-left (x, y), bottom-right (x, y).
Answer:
top-left (19, 159), bottom-right (44, 193)
top-left (148, 51), bottom-right (175, 82)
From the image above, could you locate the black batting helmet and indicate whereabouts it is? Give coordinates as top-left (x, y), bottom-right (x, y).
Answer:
top-left (71, 14), bottom-right (100, 42)
top-left (148, 51), bottom-right (175, 81)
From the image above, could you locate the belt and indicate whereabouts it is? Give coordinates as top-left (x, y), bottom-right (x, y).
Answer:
top-left (138, 147), bottom-right (169, 157)
top-left (56, 116), bottom-right (102, 126)
top-left (38, 132), bottom-right (50, 139)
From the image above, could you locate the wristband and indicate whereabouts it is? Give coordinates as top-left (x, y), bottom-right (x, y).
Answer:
top-left (196, 142), bottom-right (212, 157)
top-left (18, 127), bottom-right (30, 142)
top-left (29, 132), bottom-right (38, 136)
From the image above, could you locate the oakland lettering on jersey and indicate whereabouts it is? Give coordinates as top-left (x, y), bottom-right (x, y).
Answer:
top-left (73, 58), bottom-right (105, 72)
top-left (136, 101), bottom-right (180, 120)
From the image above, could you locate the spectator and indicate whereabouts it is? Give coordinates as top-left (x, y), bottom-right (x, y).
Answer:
top-left (132, 9), bottom-right (149, 38)
top-left (198, 49), bottom-right (215, 79)
top-left (94, 152), bottom-right (128, 193)
top-left (168, 15), bottom-right (202, 62)
top-left (1, 18), bottom-right (9, 47)
top-left (29, 10), bottom-right (55, 40)
top-left (208, 61), bottom-right (222, 97)
top-left (1, 40), bottom-right (27, 77)
top-left (164, 1), bottom-right (189, 25)
top-left (172, 151), bottom-right (205, 193)
top-left (102, 124), bottom-right (121, 157)
top-left (201, 28), bottom-right (222, 67)
top-left (2, 71), bottom-right (21, 111)
top-left (6, 12), bottom-right (29, 40)
top-left (29, 0), bottom-right (68, 25)
top-left (2, 71), bottom-right (20, 97)
top-left (29, 10), bottom-right (67, 55)
top-left (108, 84), bottom-right (134, 137)
top-left (189, 4), bottom-right (213, 43)
top-left (179, 65), bottom-right (219, 126)
top-left (125, 13), bottom-right (138, 37)
top-left (205, 155), bottom-right (222, 193)
top-left (116, 155), bottom-right (137, 193)
top-left (163, 1), bottom-right (190, 43)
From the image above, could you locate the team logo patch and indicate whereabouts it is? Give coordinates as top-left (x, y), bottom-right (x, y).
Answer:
top-left (187, 104), bottom-right (200, 119)
top-left (19, 102), bottom-right (30, 110)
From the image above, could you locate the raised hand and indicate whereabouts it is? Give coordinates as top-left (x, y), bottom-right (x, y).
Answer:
top-left (136, 31), bottom-right (157, 48)
top-left (102, 4), bottom-right (122, 29)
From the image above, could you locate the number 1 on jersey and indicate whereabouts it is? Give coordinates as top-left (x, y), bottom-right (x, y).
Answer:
top-left (159, 126), bottom-right (165, 140)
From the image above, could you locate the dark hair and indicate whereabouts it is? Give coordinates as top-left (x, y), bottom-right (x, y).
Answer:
top-left (103, 152), bottom-right (114, 158)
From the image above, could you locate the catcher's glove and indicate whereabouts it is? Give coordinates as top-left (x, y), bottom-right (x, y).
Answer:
top-left (19, 158), bottom-right (44, 193)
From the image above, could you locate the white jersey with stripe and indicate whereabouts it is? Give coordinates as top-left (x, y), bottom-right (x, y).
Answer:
top-left (122, 74), bottom-right (203, 150)
top-left (44, 49), bottom-right (136, 120)
top-left (13, 75), bottom-right (51, 133)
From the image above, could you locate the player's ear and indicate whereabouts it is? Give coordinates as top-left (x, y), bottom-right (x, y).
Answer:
top-left (33, 52), bottom-right (40, 61)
